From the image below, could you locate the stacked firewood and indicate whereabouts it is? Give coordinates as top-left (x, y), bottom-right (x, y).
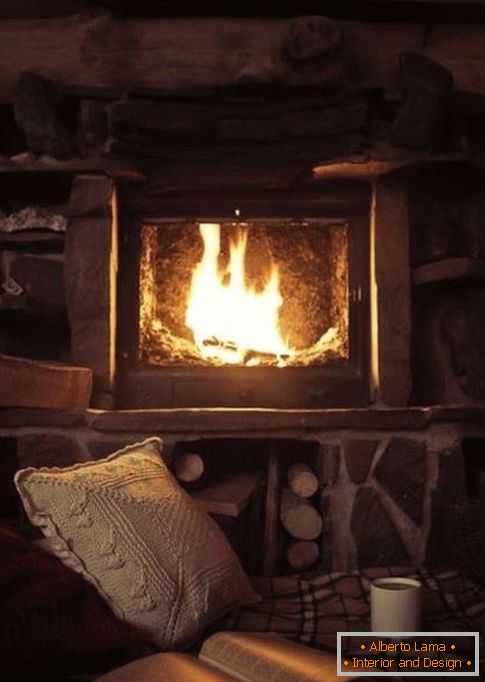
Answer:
top-left (172, 448), bottom-right (323, 575)
top-left (281, 462), bottom-right (322, 571)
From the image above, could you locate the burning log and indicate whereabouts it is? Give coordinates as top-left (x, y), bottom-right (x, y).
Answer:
top-left (286, 540), bottom-right (320, 571)
top-left (244, 349), bottom-right (290, 366)
top-left (280, 488), bottom-right (323, 541)
top-left (287, 462), bottom-right (319, 499)
top-left (173, 451), bottom-right (205, 485)
top-left (202, 337), bottom-right (238, 353)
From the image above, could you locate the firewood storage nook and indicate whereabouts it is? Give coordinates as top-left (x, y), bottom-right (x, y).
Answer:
top-left (2, 6), bottom-right (485, 575)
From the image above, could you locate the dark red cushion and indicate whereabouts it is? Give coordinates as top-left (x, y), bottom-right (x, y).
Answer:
top-left (0, 524), bottom-right (138, 671)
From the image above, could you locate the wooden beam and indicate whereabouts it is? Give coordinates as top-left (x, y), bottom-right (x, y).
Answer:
top-left (64, 176), bottom-right (117, 397)
top-left (262, 449), bottom-right (280, 576)
top-left (0, 15), bottom-right (344, 102)
top-left (371, 177), bottom-right (412, 406)
top-left (0, 16), bottom-right (485, 102)
top-left (312, 153), bottom-right (485, 181)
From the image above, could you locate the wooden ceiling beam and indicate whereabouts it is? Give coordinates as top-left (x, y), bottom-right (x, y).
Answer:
top-left (0, 15), bottom-right (485, 101)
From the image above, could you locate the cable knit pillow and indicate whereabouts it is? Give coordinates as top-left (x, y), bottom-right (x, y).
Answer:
top-left (14, 437), bottom-right (259, 650)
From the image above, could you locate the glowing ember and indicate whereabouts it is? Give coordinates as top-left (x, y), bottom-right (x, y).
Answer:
top-left (185, 223), bottom-right (292, 364)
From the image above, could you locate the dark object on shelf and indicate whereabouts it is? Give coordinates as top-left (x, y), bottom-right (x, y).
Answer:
top-left (441, 291), bottom-right (485, 401)
top-left (0, 309), bottom-right (70, 360)
top-left (445, 495), bottom-right (485, 588)
top-left (13, 72), bottom-right (75, 159)
top-left (391, 52), bottom-right (453, 151)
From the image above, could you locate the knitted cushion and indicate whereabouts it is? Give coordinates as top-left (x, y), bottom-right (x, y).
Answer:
top-left (14, 437), bottom-right (259, 650)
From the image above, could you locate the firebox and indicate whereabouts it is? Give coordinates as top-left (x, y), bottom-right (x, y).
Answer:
top-left (118, 184), bottom-right (370, 408)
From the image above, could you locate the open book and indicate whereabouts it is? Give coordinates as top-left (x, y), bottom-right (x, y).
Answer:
top-left (98, 632), bottom-right (356, 682)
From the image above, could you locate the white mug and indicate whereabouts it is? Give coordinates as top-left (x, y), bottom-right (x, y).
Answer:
top-left (370, 577), bottom-right (422, 632)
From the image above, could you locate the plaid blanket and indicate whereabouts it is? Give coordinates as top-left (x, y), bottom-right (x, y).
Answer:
top-left (222, 567), bottom-right (485, 658)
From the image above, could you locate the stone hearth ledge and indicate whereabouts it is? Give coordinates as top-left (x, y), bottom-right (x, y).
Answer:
top-left (1, 406), bottom-right (484, 432)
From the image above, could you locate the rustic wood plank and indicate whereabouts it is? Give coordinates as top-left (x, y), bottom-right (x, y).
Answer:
top-left (262, 449), bottom-right (280, 576)
top-left (110, 96), bottom-right (369, 142)
top-left (0, 405), bottom-right (483, 430)
top-left (413, 256), bottom-right (485, 285)
top-left (64, 213), bottom-right (117, 394)
top-left (0, 353), bottom-right (92, 409)
top-left (0, 16), bottom-right (484, 101)
top-left (68, 174), bottom-right (114, 217)
top-left (312, 153), bottom-right (485, 180)
top-left (192, 471), bottom-right (261, 518)
top-left (317, 444), bottom-right (341, 487)
top-left (0, 158), bottom-right (145, 183)
top-left (0, 230), bottom-right (64, 251)
top-left (85, 407), bottom-right (431, 432)
top-left (0, 16), bottom-right (343, 102)
top-left (371, 177), bottom-right (412, 406)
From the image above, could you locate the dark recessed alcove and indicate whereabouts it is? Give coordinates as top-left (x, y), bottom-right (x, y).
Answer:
top-left (0, 438), bottom-right (19, 525)
top-left (171, 438), bottom-right (320, 575)
top-left (462, 438), bottom-right (485, 500)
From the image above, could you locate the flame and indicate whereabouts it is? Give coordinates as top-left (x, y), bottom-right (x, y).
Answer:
top-left (185, 223), bottom-right (292, 365)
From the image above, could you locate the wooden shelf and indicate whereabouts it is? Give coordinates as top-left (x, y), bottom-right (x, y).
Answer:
top-left (0, 157), bottom-right (146, 184)
top-left (412, 257), bottom-right (485, 285)
top-left (1, 405), bottom-right (485, 430)
top-left (0, 229), bottom-right (64, 252)
top-left (312, 153), bottom-right (485, 181)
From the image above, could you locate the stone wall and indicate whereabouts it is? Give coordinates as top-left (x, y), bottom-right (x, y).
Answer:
top-left (1, 406), bottom-right (481, 575)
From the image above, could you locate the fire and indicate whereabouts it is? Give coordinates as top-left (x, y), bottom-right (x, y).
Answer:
top-left (185, 223), bottom-right (292, 365)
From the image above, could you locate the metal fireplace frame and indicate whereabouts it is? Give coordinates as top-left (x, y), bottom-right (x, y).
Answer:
top-left (117, 182), bottom-right (371, 408)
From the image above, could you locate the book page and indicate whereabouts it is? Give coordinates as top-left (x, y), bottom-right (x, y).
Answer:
top-left (200, 632), bottom-right (355, 682)
top-left (97, 652), bottom-right (237, 682)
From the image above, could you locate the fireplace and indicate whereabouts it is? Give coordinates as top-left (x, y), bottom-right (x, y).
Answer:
top-left (117, 184), bottom-right (370, 408)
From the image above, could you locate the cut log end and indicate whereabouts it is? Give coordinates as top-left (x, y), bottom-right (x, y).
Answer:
top-left (280, 488), bottom-right (323, 540)
top-left (173, 451), bottom-right (205, 483)
top-left (287, 462), bottom-right (319, 498)
top-left (286, 540), bottom-right (320, 570)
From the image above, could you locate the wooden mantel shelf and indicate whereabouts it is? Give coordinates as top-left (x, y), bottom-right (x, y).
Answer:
top-left (0, 157), bottom-right (146, 184)
top-left (312, 153), bottom-right (485, 181)
top-left (0, 152), bottom-right (478, 187)
top-left (413, 257), bottom-right (485, 285)
top-left (1, 405), bottom-right (485, 432)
